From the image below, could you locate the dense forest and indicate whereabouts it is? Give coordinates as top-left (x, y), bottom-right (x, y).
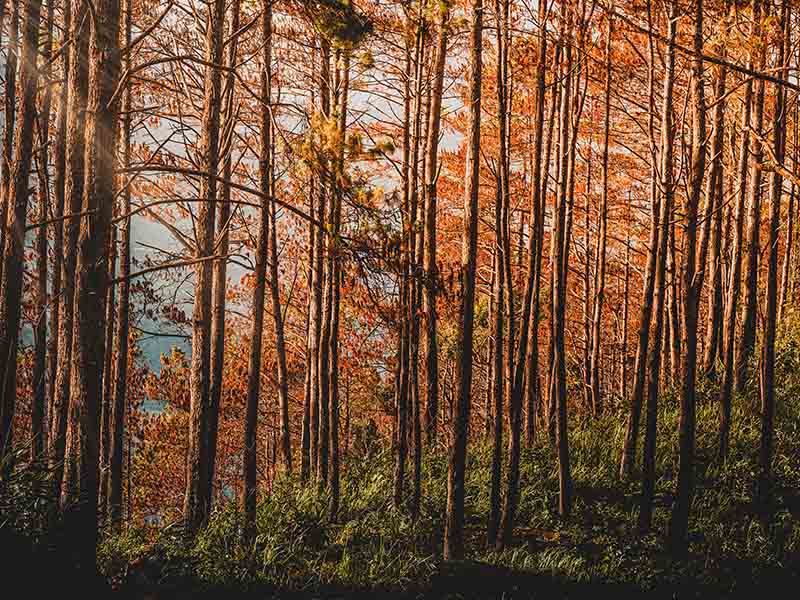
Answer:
top-left (2, 0), bottom-right (800, 596)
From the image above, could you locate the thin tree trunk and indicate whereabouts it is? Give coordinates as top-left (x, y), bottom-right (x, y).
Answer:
top-left (185, 0), bottom-right (225, 530)
top-left (619, 0), bottom-right (659, 479)
top-left (589, 12), bottom-right (612, 417)
top-left (669, 0), bottom-right (706, 552)
top-left (736, 0), bottom-right (768, 394)
top-left (444, 0), bottom-right (482, 561)
top-left (719, 0), bottom-right (759, 462)
top-left (0, 0), bottom-right (17, 289)
top-left (207, 0), bottom-right (241, 509)
top-left (423, 4), bottom-right (449, 446)
top-left (108, 0), bottom-right (132, 530)
top-left (242, 0), bottom-right (271, 535)
top-left (31, 0), bottom-right (55, 462)
top-left (0, 0), bottom-right (43, 463)
top-left (758, 0), bottom-right (789, 515)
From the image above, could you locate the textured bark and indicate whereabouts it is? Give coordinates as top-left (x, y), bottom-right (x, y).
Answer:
top-left (669, 0), bottom-right (706, 552)
top-left (243, 0), bottom-right (271, 534)
top-left (185, 0), bottom-right (225, 530)
top-left (31, 0), bottom-right (55, 462)
top-left (719, 0), bottom-right (758, 462)
top-left (0, 0), bottom-right (43, 462)
top-left (66, 0), bottom-right (121, 570)
top-left (316, 37), bottom-right (332, 485)
top-left (99, 223), bottom-right (117, 517)
top-left (328, 51), bottom-right (350, 518)
top-left (551, 9), bottom-right (575, 519)
top-left (735, 0), bottom-right (768, 393)
top-left (758, 0), bottom-right (789, 514)
top-left (619, 0), bottom-right (659, 480)
top-left (444, 0), bottom-right (482, 561)
top-left (108, 0), bottom-right (133, 530)
top-left (701, 37), bottom-right (728, 379)
top-left (423, 5), bottom-right (448, 446)
top-left (0, 0), bottom-right (17, 289)
top-left (208, 0), bottom-right (241, 509)
top-left (50, 2), bottom-right (86, 501)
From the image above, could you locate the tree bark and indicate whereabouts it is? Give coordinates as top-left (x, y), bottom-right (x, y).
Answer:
top-left (444, 0), bottom-right (482, 561)
top-left (208, 0), bottom-right (242, 510)
top-left (185, 0), bottom-right (225, 530)
top-left (0, 0), bottom-right (43, 463)
top-left (242, 0), bottom-right (271, 535)
top-left (66, 0), bottom-right (122, 570)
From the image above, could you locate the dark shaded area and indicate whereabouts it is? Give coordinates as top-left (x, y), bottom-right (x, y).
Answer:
top-left (5, 523), bottom-right (799, 600)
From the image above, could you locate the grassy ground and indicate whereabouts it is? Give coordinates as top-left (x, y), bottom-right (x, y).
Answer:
top-left (7, 313), bottom-right (800, 597)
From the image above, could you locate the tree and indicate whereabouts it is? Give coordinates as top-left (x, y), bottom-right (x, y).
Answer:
top-left (444, 0), bottom-right (482, 561)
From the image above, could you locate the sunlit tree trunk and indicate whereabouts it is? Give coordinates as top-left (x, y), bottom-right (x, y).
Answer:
top-left (243, 0), bottom-right (271, 535)
top-left (67, 0), bottom-right (122, 570)
top-left (185, 0), bottom-right (225, 530)
top-left (0, 0), bottom-right (43, 463)
top-left (208, 0), bottom-right (241, 509)
top-left (423, 4), bottom-right (448, 446)
top-left (31, 0), bottom-right (55, 462)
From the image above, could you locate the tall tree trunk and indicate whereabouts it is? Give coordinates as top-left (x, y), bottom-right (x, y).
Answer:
top-left (316, 37), bottom-right (333, 485)
top-left (328, 51), bottom-right (350, 518)
top-left (423, 4), bottom-right (448, 446)
top-left (31, 0), bottom-right (55, 462)
top-left (208, 0), bottom-right (241, 509)
top-left (66, 0), bottom-right (121, 570)
top-left (52, 0), bottom-right (89, 506)
top-left (619, 0), bottom-right (659, 479)
top-left (108, 0), bottom-right (132, 530)
top-left (47, 0), bottom-right (71, 414)
top-left (0, 0), bottom-right (43, 463)
top-left (444, 0), bottom-right (482, 561)
top-left (0, 0), bottom-right (17, 289)
top-left (669, 0), bottom-right (706, 552)
top-left (758, 0), bottom-right (789, 515)
top-left (185, 0), bottom-right (225, 530)
top-left (551, 7), bottom-right (575, 519)
top-left (719, 0), bottom-right (759, 462)
top-left (242, 0), bottom-right (271, 535)
top-left (735, 0), bottom-right (768, 394)
top-left (487, 0), bottom-right (508, 546)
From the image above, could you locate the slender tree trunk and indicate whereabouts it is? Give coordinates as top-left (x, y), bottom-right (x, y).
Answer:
top-left (619, 0), bottom-right (659, 479)
top-left (423, 4), bottom-right (448, 446)
top-left (108, 0), bottom-right (132, 530)
top-left (243, 0), bottom-right (271, 535)
top-left (669, 0), bottom-right (706, 552)
top-left (317, 37), bottom-right (333, 485)
top-left (758, 0), bottom-right (789, 515)
top-left (47, 0), bottom-right (71, 415)
top-left (0, 0), bottom-right (43, 463)
top-left (736, 0), bottom-right (768, 394)
top-left (31, 1), bottom-right (55, 463)
top-left (444, 0), bottom-right (482, 561)
top-left (0, 0), bottom-right (17, 289)
top-left (719, 0), bottom-right (759, 462)
top-left (185, 0), bottom-right (225, 530)
top-left (207, 0), bottom-right (241, 509)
